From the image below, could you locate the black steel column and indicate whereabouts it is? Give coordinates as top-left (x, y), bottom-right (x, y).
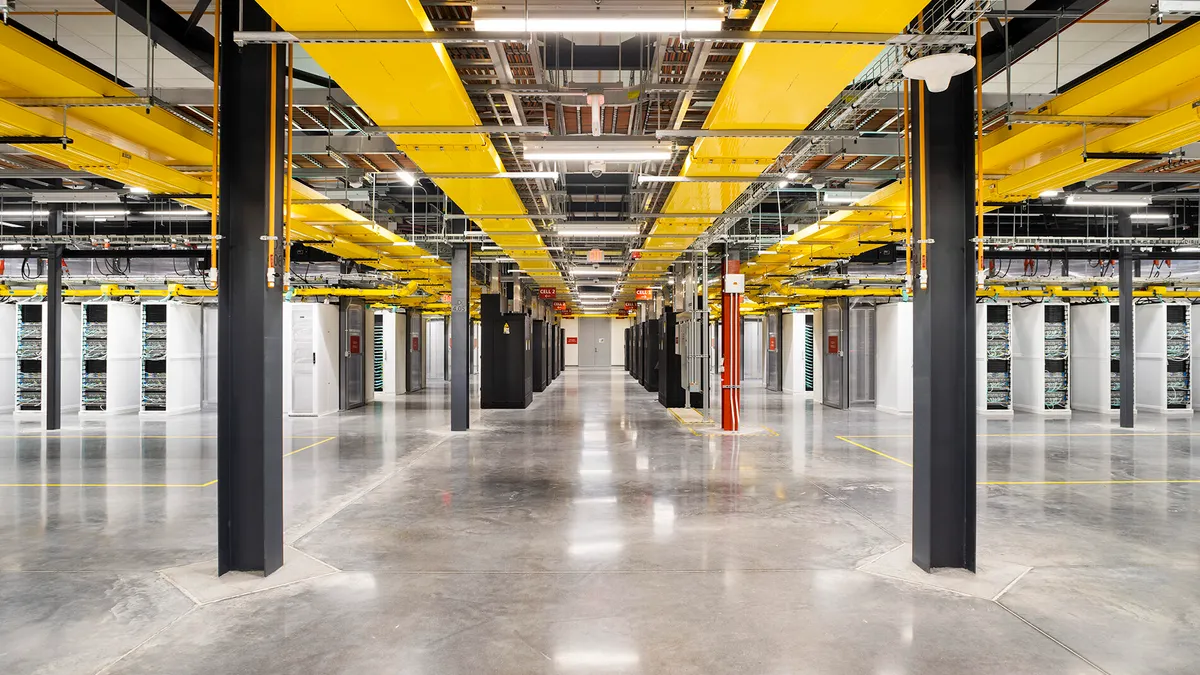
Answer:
top-left (44, 209), bottom-right (64, 431)
top-left (910, 68), bottom-right (977, 572)
top-left (1118, 212), bottom-right (1134, 428)
top-left (216, 0), bottom-right (284, 576)
top-left (450, 239), bottom-right (470, 431)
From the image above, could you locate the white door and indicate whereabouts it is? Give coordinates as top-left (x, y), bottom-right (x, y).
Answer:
top-left (290, 307), bottom-right (315, 415)
top-left (578, 318), bottom-right (612, 367)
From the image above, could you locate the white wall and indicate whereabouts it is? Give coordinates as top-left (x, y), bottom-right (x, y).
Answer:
top-left (611, 317), bottom-right (631, 365)
top-left (563, 317), bottom-right (579, 366)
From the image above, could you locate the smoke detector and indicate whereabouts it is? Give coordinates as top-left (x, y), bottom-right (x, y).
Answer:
top-left (902, 52), bottom-right (976, 93)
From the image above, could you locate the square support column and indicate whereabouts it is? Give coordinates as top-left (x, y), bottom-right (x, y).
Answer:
top-left (216, 0), bottom-right (285, 576)
top-left (1118, 212), bottom-right (1134, 428)
top-left (45, 209), bottom-right (64, 431)
top-left (910, 70), bottom-right (977, 572)
top-left (450, 242), bottom-right (470, 431)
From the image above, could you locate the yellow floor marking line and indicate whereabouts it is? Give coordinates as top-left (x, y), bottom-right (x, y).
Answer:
top-left (667, 408), bottom-right (701, 436)
top-left (284, 436), bottom-right (338, 457)
top-left (835, 436), bottom-right (913, 467)
top-left (835, 438), bottom-right (1200, 485)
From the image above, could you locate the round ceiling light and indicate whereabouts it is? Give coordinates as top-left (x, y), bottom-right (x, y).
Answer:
top-left (901, 52), bottom-right (977, 93)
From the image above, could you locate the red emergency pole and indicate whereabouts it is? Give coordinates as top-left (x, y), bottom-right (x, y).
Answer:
top-left (721, 256), bottom-right (741, 431)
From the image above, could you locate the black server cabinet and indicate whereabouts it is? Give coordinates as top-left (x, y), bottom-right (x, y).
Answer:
top-left (480, 294), bottom-right (501, 407)
top-left (481, 297), bottom-right (533, 409)
top-left (625, 327), bottom-right (631, 371)
top-left (658, 309), bottom-right (685, 407)
top-left (634, 323), bottom-right (644, 384)
top-left (643, 319), bottom-right (660, 392)
top-left (532, 319), bottom-right (547, 392)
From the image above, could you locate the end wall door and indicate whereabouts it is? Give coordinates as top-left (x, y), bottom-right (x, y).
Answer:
top-left (578, 318), bottom-right (612, 367)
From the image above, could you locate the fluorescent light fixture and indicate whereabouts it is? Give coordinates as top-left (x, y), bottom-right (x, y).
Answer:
top-left (420, 254), bottom-right (439, 259)
top-left (390, 241), bottom-right (417, 246)
top-left (126, 185), bottom-right (150, 194)
top-left (395, 170), bottom-right (417, 187)
top-left (1177, 247), bottom-right (1200, 253)
top-left (0, 222), bottom-right (18, 229)
top-left (1039, 190), bottom-right (1059, 198)
top-left (1065, 194), bottom-right (1153, 207)
top-left (75, 210), bottom-right (131, 218)
top-left (481, 245), bottom-right (502, 250)
top-left (0, 210), bottom-right (50, 217)
top-left (475, 18), bottom-right (721, 33)
top-left (570, 268), bottom-right (622, 276)
top-left (525, 150), bottom-right (672, 161)
top-left (786, 172), bottom-right (800, 180)
top-left (1158, 1), bottom-right (1200, 14)
top-left (823, 191), bottom-right (870, 205)
top-left (1130, 213), bottom-right (1172, 221)
top-left (495, 171), bottom-right (559, 180)
top-left (776, 180), bottom-right (789, 188)
top-left (556, 229), bottom-right (640, 237)
top-left (143, 209), bottom-right (209, 217)
top-left (2, 243), bottom-right (24, 250)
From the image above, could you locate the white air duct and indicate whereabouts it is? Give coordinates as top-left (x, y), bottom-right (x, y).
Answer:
top-left (901, 53), bottom-right (976, 93)
top-left (587, 93), bottom-right (605, 137)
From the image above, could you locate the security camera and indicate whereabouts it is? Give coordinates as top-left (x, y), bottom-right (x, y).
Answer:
top-left (588, 160), bottom-right (606, 178)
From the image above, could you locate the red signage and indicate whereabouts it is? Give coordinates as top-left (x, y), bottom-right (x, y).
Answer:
top-left (350, 335), bottom-right (361, 354)
top-left (635, 288), bottom-right (652, 301)
top-left (768, 335), bottom-right (777, 352)
top-left (412, 336), bottom-right (420, 351)
top-left (624, 302), bottom-right (636, 311)
top-left (631, 251), bottom-right (642, 259)
top-left (827, 335), bottom-right (839, 355)
top-left (553, 300), bottom-right (567, 311)
top-left (538, 287), bottom-right (557, 299)
top-left (567, 337), bottom-right (579, 345)
top-left (440, 293), bottom-right (452, 303)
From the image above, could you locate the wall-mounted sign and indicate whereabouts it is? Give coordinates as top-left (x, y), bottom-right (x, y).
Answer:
top-left (349, 335), bottom-right (361, 354)
top-left (440, 293), bottom-right (452, 303)
top-left (503, 322), bottom-right (511, 335)
top-left (587, 248), bottom-right (604, 263)
top-left (553, 300), bottom-right (567, 311)
top-left (827, 335), bottom-right (839, 355)
top-left (625, 302), bottom-right (636, 311)
top-left (567, 337), bottom-right (578, 345)
top-left (411, 336), bottom-right (420, 351)
top-left (538, 287), bottom-right (557, 299)
top-left (631, 251), bottom-right (642, 259)
top-left (635, 288), bottom-right (653, 301)
top-left (768, 334), bottom-right (777, 352)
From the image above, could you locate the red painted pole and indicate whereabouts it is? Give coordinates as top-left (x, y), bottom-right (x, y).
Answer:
top-left (721, 256), bottom-right (741, 431)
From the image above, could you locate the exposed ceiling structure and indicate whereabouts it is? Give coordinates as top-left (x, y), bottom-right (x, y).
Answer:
top-left (0, 0), bottom-right (1197, 311)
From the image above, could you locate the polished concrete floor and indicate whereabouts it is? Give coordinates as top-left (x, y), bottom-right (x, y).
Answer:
top-left (3, 368), bottom-right (1199, 674)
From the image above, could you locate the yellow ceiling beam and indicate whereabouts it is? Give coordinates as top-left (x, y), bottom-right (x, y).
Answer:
top-left (256, 0), bottom-right (562, 287)
top-left (630, 0), bottom-right (929, 278)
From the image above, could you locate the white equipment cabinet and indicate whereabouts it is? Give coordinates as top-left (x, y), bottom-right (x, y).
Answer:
top-left (977, 303), bottom-right (1014, 416)
top-left (14, 302), bottom-right (81, 418)
top-left (80, 302), bottom-right (142, 415)
top-left (875, 302), bottom-right (913, 415)
top-left (1012, 303), bottom-right (1071, 417)
top-left (1135, 302), bottom-right (1194, 415)
top-left (283, 302), bottom-right (338, 416)
top-left (373, 309), bottom-right (406, 395)
top-left (1069, 304), bottom-right (1123, 414)
top-left (0, 304), bottom-right (15, 413)
top-left (140, 303), bottom-right (202, 414)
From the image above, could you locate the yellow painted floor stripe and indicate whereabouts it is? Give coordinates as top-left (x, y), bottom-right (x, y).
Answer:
top-left (835, 436), bottom-right (913, 467)
top-left (284, 436), bottom-right (337, 457)
top-left (835, 437), bottom-right (1200, 485)
top-left (667, 408), bottom-right (700, 436)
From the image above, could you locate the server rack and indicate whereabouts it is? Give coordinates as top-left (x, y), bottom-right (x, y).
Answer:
top-left (1135, 302), bottom-right (1194, 415)
top-left (1012, 303), bottom-right (1071, 417)
top-left (977, 303), bottom-right (1014, 416)
top-left (80, 302), bottom-right (141, 415)
top-left (1069, 303), bottom-right (1123, 414)
top-left (140, 303), bottom-right (202, 414)
top-left (875, 302), bottom-right (913, 415)
top-left (373, 312), bottom-right (384, 393)
top-left (532, 319), bottom-right (547, 393)
top-left (658, 309), bottom-right (685, 407)
top-left (14, 302), bottom-right (81, 417)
